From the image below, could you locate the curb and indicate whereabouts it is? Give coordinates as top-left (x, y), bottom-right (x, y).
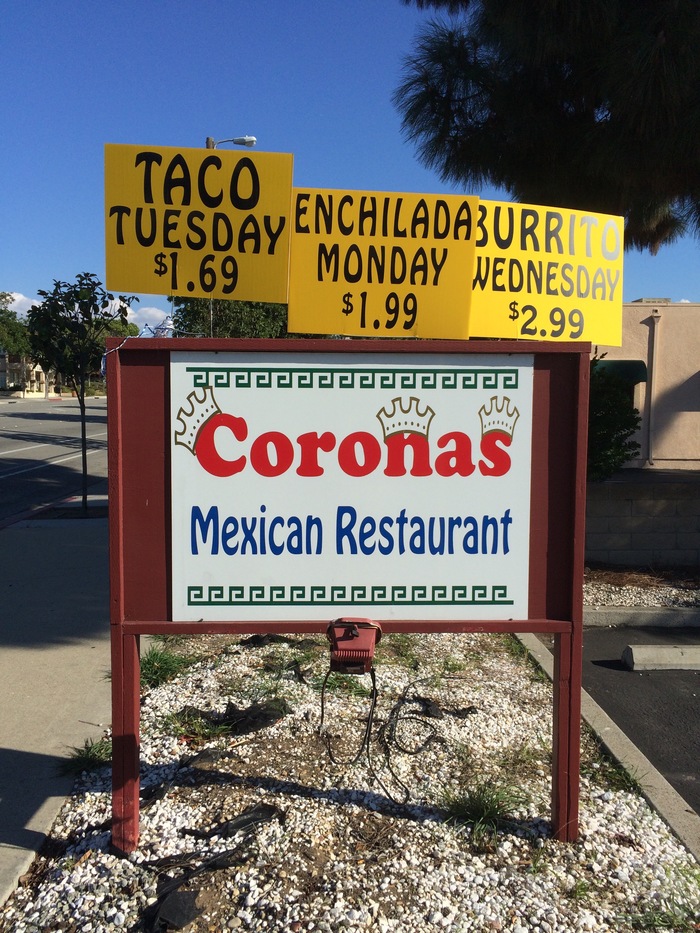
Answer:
top-left (518, 633), bottom-right (700, 864)
top-left (621, 644), bottom-right (700, 671)
top-left (0, 492), bottom-right (109, 531)
top-left (584, 607), bottom-right (700, 628)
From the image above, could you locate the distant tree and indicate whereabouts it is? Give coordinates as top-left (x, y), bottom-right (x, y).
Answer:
top-left (0, 293), bottom-right (30, 356)
top-left (395, 1), bottom-right (700, 252)
top-left (587, 358), bottom-right (641, 481)
top-left (27, 273), bottom-right (138, 511)
top-left (169, 297), bottom-right (287, 339)
top-left (103, 317), bottom-right (140, 342)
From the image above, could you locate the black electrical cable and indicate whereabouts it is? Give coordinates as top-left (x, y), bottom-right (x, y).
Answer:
top-left (319, 667), bottom-right (378, 766)
top-left (319, 672), bottom-right (449, 806)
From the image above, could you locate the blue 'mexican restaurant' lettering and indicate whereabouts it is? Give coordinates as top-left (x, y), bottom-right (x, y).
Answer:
top-left (191, 505), bottom-right (323, 556)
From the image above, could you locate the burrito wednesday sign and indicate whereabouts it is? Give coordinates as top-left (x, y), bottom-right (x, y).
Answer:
top-left (468, 200), bottom-right (623, 345)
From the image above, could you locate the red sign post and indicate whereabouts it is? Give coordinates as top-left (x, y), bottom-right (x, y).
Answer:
top-left (108, 337), bottom-right (588, 854)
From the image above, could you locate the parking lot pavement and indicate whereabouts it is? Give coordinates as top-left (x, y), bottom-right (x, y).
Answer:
top-left (581, 625), bottom-right (700, 817)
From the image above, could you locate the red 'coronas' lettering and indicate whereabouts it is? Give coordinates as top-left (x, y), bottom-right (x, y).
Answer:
top-left (250, 432), bottom-right (294, 477)
top-left (193, 415), bottom-right (512, 478)
top-left (337, 432), bottom-right (382, 476)
top-left (384, 434), bottom-right (432, 476)
top-left (195, 412), bottom-right (247, 477)
top-left (296, 432), bottom-right (336, 476)
top-left (479, 431), bottom-right (512, 476)
top-left (434, 431), bottom-right (476, 476)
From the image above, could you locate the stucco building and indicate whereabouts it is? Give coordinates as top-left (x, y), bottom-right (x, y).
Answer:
top-left (595, 299), bottom-right (700, 470)
top-left (586, 299), bottom-right (700, 568)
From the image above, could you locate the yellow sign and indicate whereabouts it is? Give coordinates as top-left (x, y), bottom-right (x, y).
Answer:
top-left (105, 144), bottom-right (293, 303)
top-left (288, 188), bottom-right (480, 339)
top-left (469, 201), bottom-right (623, 345)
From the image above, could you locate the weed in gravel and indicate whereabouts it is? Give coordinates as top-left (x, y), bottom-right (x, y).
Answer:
top-left (292, 638), bottom-right (325, 666)
top-left (497, 740), bottom-right (551, 782)
top-left (566, 878), bottom-right (591, 901)
top-left (151, 634), bottom-right (189, 648)
top-left (311, 671), bottom-right (373, 697)
top-left (501, 634), bottom-right (550, 684)
top-left (140, 644), bottom-right (197, 689)
top-left (160, 708), bottom-right (231, 743)
top-left (219, 666), bottom-right (293, 705)
top-left (623, 906), bottom-right (700, 931)
top-left (502, 633), bottom-right (529, 661)
top-left (526, 839), bottom-right (554, 875)
top-left (60, 737), bottom-right (112, 774)
top-left (450, 743), bottom-right (477, 783)
top-left (382, 633), bottom-right (420, 670)
top-left (440, 654), bottom-right (469, 673)
top-left (580, 727), bottom-right (643, 793)
top-left (622, 865), bottom-right (700, 930)
top-left (440, 777), bottom-right (528, 850)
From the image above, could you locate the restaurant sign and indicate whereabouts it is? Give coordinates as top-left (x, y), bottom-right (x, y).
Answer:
top-left (170, 351), bottom-right (534, 622)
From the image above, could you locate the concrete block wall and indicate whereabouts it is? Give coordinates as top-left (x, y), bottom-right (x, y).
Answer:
top-left (585, 471), bottom-right (700, 569)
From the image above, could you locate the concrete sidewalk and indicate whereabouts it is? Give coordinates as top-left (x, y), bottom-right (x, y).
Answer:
top-left (0, 512), bottom-right (112, 905)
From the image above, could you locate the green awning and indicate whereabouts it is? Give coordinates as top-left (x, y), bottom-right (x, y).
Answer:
top-left (596, 360), bottom-right (647, 385)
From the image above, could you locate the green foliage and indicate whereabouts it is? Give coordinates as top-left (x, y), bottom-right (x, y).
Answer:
top-left (140, 645), bottom-right (196, 689)
top-left (396, 1), bottom-right (700, 252)
top-left (384, 633), bottom-right (421, 669)
top-left (26, 273), bottom-right (138, 509)
top-left (26, 273), bottom-right (138, 395)
top-left (169, 296), bottom-right (287, 338)
top-left (313, 671), bottom-right (373, 697)
top-left (588, 358), bottom-right (642, 481)
top-left (61, 737), bottom-right (112, 774)
top-left (103, 317), bottom-right (140, 342)
top-left (0, 294), bottom-right (30, 355)
top-left (440, 777), bottom-right (528, 849)
top-left (161, 708), bottom-right (231, 743)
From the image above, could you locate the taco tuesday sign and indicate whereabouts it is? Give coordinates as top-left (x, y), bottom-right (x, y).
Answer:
top-left (104, 144), bottom-right (293, 303)
top-left (170, 352), bottom-right (534, 622)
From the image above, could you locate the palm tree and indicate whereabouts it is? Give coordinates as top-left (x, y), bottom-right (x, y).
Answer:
top-left (395, 0), bottom-right (700, 253)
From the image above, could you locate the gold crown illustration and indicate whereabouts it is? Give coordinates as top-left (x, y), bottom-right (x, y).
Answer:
top-left (174, 387), bottom-right (221, 453)
top-left (478, 395), bottom-right (520, 439)
top-left (376, 396), bottom-right (435, 440)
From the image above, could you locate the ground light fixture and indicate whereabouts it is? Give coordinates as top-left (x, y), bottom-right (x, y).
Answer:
top-left (205, 135), bottom-right (257, 148)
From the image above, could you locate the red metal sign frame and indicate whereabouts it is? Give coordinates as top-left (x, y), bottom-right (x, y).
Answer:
top-left (107, 337), bottom-right (588, 854)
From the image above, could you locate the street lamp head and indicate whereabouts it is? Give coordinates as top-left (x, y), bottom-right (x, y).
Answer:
top-left (205, 135), bottom-right (257, 149)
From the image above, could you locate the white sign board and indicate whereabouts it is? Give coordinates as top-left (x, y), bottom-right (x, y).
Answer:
top-left (170, 352), bottom-right (534, 622)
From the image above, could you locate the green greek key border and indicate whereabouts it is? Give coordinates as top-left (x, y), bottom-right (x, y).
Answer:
top-left (186, 583), bottom-right (512, 607)
top-left (185, 366), bottom-right (519, 391)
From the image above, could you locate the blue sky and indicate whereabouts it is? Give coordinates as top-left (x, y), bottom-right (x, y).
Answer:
top-left (2, 0), bottom-right (699, 331)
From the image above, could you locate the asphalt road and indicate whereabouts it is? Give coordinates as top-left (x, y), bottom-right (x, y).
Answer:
top-left (0, 396), bottom-right (108, 523)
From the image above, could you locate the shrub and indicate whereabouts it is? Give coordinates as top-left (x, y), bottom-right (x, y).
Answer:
top-left (588, 358), bottom-right (642, 481)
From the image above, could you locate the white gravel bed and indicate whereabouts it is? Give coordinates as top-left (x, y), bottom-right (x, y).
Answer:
top-left (584, 580), bottom-right (700, 609)
top-left (1, 630), bottom-right (698, 933)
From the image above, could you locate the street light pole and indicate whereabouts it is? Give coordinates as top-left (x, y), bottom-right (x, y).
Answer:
top-left (205, 135), bottom-right (256, 148)
top-left (204, 133), bottom-right (257, 335)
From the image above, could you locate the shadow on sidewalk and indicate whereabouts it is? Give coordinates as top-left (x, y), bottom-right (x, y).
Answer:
top-left (0, 748), bottom-right (76, 851)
